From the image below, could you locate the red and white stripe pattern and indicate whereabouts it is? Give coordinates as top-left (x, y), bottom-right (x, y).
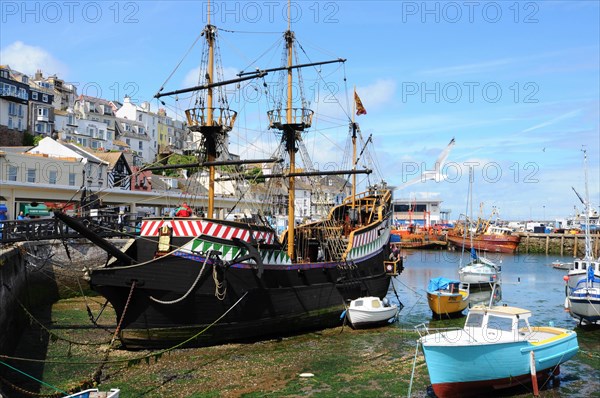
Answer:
top-left (140, 219), bottom-right (275, 244)
top-left (352, 227), bottom-right (378, 248)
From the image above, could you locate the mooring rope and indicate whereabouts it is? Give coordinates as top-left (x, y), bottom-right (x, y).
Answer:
top-left (0, 360), bottom-right (67, 396)
top-left (149, 254), bottom-right (210, 305)
top-left (111, 280), bottom-right (136, 347)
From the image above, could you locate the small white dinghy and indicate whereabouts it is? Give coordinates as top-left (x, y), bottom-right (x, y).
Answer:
top-left (345, 296), bottom-right (399, 329)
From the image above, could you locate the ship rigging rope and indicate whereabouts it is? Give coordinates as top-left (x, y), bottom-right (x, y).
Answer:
top-left (0, 290), bottom-right (250, 367)
top-left (149, 254), bottom-right (210, 304)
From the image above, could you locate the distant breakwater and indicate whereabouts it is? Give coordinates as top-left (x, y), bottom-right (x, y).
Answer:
top-left (517, 232), bottom-right (600, 257)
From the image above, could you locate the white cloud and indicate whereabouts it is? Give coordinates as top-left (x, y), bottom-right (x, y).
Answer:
top-left (0, 41), bottom-right (67, 76)
top-left (356, 79), bottom-right (397, 110)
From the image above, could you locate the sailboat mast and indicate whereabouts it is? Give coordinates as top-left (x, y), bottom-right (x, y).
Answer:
top-left (583, 149), bottom-right (592, 259)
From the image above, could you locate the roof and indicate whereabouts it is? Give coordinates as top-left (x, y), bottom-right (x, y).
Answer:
top-left (113, 139), bottom-right (130, 148)
top-left (469, 305), bottom-right (531, 317)
top-left (61, 142), bottom-right (107, 164)
top-left (94, 151), bottom-right (125, 167)
top-left (0, 146), bottom-right (34, 153)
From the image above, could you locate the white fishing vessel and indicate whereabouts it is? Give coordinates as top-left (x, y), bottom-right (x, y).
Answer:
top-left (565, 149), bottom-right (600, 313)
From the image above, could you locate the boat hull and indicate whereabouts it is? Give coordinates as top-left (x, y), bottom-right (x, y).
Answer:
top-left (347, 306), bottom-right (398, 328)
top-left (447, 234), bottom-right (520, 253)
top-left (422, 333), bottom-right (579, 398)
top-left (91, 211), bottom-right (395, 348)
top-left (568, 288), bottom-right (600, 323)
top-left (426, 291), bottom-right (468, 318)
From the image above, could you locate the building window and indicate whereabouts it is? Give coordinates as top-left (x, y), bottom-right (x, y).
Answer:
top-left (7, 165), bottom-right (17, 181)
top-left (138, 114), bottom-right (143, 122)
top-left (126, 138), bottom-right (130, 145)
top-left (32, 91), bottom-right (38, 100)
top-left (138, 141), bottom-right (143, 150)
top-left (8, 102), bottom-right (17, 115)
top-left (7, 117), bottom-right (13, 129)
top-left (69, 173), bottom-right (76, 186)
top-left (49, 170), bottom-right (57, 184)
top-left (27, 168), bottom-right (36, 183)
top-left (42, 94), bottom-right (48, 102)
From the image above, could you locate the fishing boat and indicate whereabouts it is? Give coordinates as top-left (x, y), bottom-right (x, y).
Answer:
top-left (457, 167), bottom-right (501, 285)
top-left (426, 277), bottom-right (470, 318)
top-left (417, 302), bottom-right (579, 398)
top-left (345, 296), bottom-right (399, 328)
top-left (446, 202), bottom-right (520, 254)
top-left (57, 3), bottom-right (397, 349)
top-left (565, 149), bottom-right (600, 304)
top-left (568, 266), bottom-right (600, 324)
top-left (551, 260), bottom-right (573, 270)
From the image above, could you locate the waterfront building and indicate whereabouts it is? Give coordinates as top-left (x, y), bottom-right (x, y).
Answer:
top-left (94, 152), bottom-right (132, 190)
top-left (0, 65), bottom-right (29, 146)
top-left (392, 198), bottom-right (448, 227)
top-left (72, 95), bottom-right (119, 149)
top-left (115, 97), bottom-right (158, 164)
top-left (29, 71), bottom-right (56, 138)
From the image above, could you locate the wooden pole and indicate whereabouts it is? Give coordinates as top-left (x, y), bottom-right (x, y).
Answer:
top-left (560, 235), bottom-right (564, 256)
top-left (545, 235), bottom-right (549, 255)
top-left (530, 351), bottom-right (539, 397)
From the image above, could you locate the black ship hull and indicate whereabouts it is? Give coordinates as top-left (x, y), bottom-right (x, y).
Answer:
top-left (90, 209), bottom-right (396, 348)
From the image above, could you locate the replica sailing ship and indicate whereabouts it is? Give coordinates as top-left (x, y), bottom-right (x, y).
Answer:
top-left (57, 6), bottom-right (397, 348)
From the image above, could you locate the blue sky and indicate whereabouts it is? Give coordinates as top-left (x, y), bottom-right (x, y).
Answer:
top-left (1, 1), bottom-right (598, 221)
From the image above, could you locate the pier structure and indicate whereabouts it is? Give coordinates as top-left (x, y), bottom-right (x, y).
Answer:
top-left (517, 232), bottom-right (600, 257)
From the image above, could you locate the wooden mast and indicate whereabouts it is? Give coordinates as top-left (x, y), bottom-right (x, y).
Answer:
top-left (352, 87), bottom-right (357, 213)
top-left (286, 3), bottom-right (296, 260)
top-left (206, 2), bottom-right (216, 218)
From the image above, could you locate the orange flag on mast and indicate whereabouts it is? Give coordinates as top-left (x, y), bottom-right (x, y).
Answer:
top-left (354, 91), bottom-right (367, 116)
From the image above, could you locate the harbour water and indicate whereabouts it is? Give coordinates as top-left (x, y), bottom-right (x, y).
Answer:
top-left (387, 250), bottom-right (600, 397)
top-left (390, 250), bottom-right (582, 327)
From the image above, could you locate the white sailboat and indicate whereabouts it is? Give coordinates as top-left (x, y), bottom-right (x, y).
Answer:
top-left (566, 149), bottom-right (600, 323)
top-left (458, 167), bottom-right (501, 285)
